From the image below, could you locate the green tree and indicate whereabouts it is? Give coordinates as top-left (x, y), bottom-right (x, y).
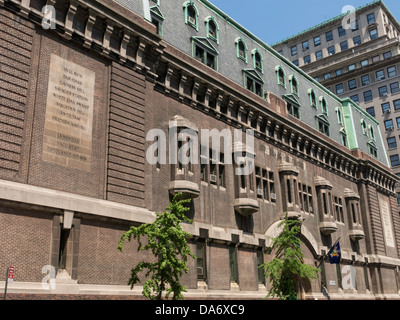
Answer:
top-left (260, 214), bottom-right (320, 300)
top-left (118, 193), bottom-right (196, 300)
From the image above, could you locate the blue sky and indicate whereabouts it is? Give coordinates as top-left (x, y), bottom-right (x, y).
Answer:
top-left (208, 0), bottom-right (400, 45)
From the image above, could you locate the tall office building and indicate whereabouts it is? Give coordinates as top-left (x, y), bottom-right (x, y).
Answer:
top-left (0, 0), bottom-right (399, 300)
top-left (272, 0), bottom-right (400, 206)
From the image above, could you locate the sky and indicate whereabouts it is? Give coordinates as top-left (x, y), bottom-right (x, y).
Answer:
top-left (208, 0), bottom-right (400, 45)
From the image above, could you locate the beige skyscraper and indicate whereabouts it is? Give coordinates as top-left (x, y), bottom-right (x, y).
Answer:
top-left (272, 0), bottom-right (400, 205)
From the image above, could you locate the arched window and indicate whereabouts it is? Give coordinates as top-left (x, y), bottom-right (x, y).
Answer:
top-left (289, 75), bottom-right (299, 96)
top-left (369, 124), bottom-right (375, 141)
top-left (335, 107), bottom-right (343, 124)
top-left (252, 49), bottom-right (263, 73)
top-left (183, 1), bottom-right (198, 30)
top-left (235, 37), bottom-right (247, 62)
top-left (320, 97), bottom-right (328, 115)
top-left (308, 89), bottom-right (317, 108)
top-left (275, 66), bottom-right (286, 88)
top-left (340, 128), bottom-right (348, 147)
top-left (361, 119), bottom-right (368, 135)
top-left (205, 16), bottom-right (219, 43)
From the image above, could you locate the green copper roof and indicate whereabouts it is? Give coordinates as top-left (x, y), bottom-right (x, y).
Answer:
top-left (271, 0), bottom-right (382, 46)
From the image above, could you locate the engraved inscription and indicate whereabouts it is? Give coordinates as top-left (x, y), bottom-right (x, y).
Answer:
top-left (42, 54), bottom-right (95, 171)
top-left (379, 198), bottom-right (395, 248)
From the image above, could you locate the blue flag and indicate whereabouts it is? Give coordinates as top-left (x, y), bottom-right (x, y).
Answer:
top-left (328, 241), bottom-right (341, 264)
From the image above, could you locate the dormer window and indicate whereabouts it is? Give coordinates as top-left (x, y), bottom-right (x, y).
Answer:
top-left (316, 114), bottom-right (330, 136)
top-left (235, 38), bottom-right (247, 62)
top-left (289, 75), bottom-right (299, 96)
top-left (320, 97), bottom-right (328, 115)
top-left (205, 16), bottom-right (219, 43)
top-left (184, 1), bottom-right (198, 30)
top-left (308, 89), bottom-right (317, 108)
top-left (361, 119), bottom-right (368, 136)
top-left (276, 66), bottom-right (286, 88)
top-left (368, 141), bottom-right (378, 159)
top-left (252, 49), bottom-right (263, 73)
top-left (243, 69), bottom-right (264, 97)
top-left (192, 37), bottom-right (219, 70)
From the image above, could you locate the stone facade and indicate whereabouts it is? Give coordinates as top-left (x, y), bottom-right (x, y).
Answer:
top-left (0, 0), bottom-right (399, 300)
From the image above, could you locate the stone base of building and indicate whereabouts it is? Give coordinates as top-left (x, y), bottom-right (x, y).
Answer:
top-left (1, 281), bottom-right (399, 300)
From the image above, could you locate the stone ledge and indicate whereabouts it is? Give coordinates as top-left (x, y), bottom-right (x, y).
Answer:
top-left (0, 179), bottom-right (155, 224)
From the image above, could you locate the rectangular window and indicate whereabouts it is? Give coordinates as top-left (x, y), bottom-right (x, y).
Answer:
top-left (394, 99), bottom-right (400, 110)
top-left (229, 245), bottom-right (238, 282)
top-left (384, 119), bottom-right (394, 130)
top-left (372, 55), bottom-right (380, 63)
top-left (336, 69), bottom-right (343, 76)
top-left (218, 153), bottom-right (225, 188)
top-left (257, 248), bottom-right (264, 284)
top-left (314, 36), bottom-right (321, 46)
top-left (387, 137), bottom-right (397, 149)
top-left (388, 66), bottom-right (397, 78)
top-left (340, 40), bottom-right (348, 51)
top-left (245, 76), bottom-right (263, 97)
top-left (367, 13), bottom-right (375, 24)
top-left (350, 94), bottom-right (359, 103)
top-left (318, 120), bottom-right (330, 136)
top-left (334, 196), bottom-right (344, 222)
top-left (363, 90), bottom-right (373, 102)
top-left (323, 73), bottom-right (331, 80)
top-left (360, 59), bottom-right (369, 67)
top-left (304, 55), bottom-right (311, 64)
top-left (390, 154), bottom-right (400, 167)
top-left (353, 35), bottom-right (361, 45)
top-left (379, 86), bottom-right (388, 97)
top-left (382, 102), bottom-right (391, 113)
top-left (338, 26), bottom-right (346, 37)
top-left (348, 64), bottom-right (356, 72)
top-left (291, 45), bottom-right (298, 56)
top-left (369, 28), bottom-right (378, 40)
top-left (383, 51), bottom-right (392, 59)
top-left (376, 69), bottom-right (385, 81)
top-left (302, 40), bottom-right (309, 51)
top-left (397, 117), bottom-right (400, 129)
top-left (348, 79), bottom-right (357, 90)
top-left (326, 31), bottom-right (333, 41)
top-left (327, 46), bottom-right (335, 56)
top-left (390, 82), bottom-right (400, 94)
top-left (336, 83), bottom-right (344, 94)
top-left (361, 74), bottom-right (370, 86)
top-left (315, 50), bottom-right (323, 60)
top-left (351, 20), bottom-right (359, 31)
top-left (196, 241), bottom-right (206, 280)
top-left (194, 45), bottom-right (217, 70)
top-left (366, 107), bottom-right (375, 117)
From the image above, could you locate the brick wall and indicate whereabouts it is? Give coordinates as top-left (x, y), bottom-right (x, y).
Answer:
top-left (0, 8), bottom-right (34, 182)
top-left (0, 205), bottom-right (53, 282)
top-left (78, 217), bottom-right (155, 285)
top-left (106, 62), bottom-right (146, 207)
top-left (207, 242), bottom-right (230, 290)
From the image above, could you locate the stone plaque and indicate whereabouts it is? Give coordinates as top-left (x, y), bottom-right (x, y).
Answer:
top-left (379, 198), bottom-right (395, 248)
top-left (42, 54), bottom-right (95, 172)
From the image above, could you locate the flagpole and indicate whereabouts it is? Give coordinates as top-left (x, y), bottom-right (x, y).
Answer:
top-left (317, 237), bottom-right (340, 269)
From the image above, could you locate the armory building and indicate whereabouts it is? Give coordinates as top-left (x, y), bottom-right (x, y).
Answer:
top-left (0, 0), bottom-right (400, 299)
